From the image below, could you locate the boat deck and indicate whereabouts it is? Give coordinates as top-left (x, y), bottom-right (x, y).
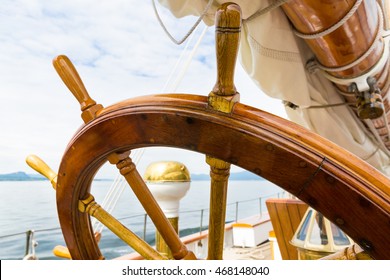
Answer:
top-left (223, 242), bottom-right (272, 260)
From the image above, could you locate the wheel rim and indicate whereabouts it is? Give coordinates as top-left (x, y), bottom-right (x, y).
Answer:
top-left (56, 93), bottom-right (390, 259)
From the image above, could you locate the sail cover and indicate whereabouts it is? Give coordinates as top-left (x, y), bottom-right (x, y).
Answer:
top-left (158, 0), bottom-right (390, 176)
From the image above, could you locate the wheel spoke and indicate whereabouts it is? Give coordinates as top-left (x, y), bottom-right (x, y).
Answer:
top-left (51, 2), bottom-right (390, 261)
top-left (78, 194), bottom-right (167, 260)
top-left (108, 151), bottom-right (197, 260)
top-left (206, 156), bottom-right (231, 260)
top-left (204, 3), bottom-right (241, 260)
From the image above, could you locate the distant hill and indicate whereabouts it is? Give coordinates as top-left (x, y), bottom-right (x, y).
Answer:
top-left (0, 170), bottom-right (263, 181)
top-left (191, 171), bottom-right (263, 181)
top-left (0, 171), bottom-right (46, 181)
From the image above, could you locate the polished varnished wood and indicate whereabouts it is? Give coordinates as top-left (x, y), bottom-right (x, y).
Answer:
top-left (266, 199), bottom-right (308, 260)
top-left (212, 3), bottom-right (240, 96)
top-left (205, 3), bottom-right (241, 260)
top-left (26, 154), bottom-right (57, 189)
top-left (52, 233), bottom-right (100, 259)
top-left (56, 93), bottom-right (390, 259)
top-left (52, 245), bottom-right (72, 259)
top-left (281, 0), bottom-right (383, 77)
top-left (206, 157), bottom-right (230, 260)
top-left (155, 217), bottom-right (178, 259)
top-left (53, 55), bottom-right (103, 123)
top-left (25, 154), bottom-right (102, 259)
top-left (78, 194), bottom-right (167, 260)
top-left (107, 152), bottom-right (195, 260)
top-left (282, 0), bottom-right (390, 153)
top-left (53, 54), bottom-right (195, 259)
top-left (208, 3), bottom-right (241, 113)
top-left (53, 2), bottom-right (390, 260)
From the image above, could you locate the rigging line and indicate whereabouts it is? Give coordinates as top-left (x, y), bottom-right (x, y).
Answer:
top-left (283, 101), bottom-right (348, 110)
top-left (95, 179), bottom-right (127, 234)
top-left (163, 27), bottom-right (198, 92)
top-left (93, 23), bottom-right (207, 232)
top-left (95, 2), bottom-right (209, 232)
top-left (169, 25), bottom-right (209, 92)
top-left (91, 177), bottom-right (120, 230)
top-left (93, 149), bottom-right (143, 233)
top-left (133, 148), bottom-right (145, 164)
top-left (98, 23), bottom-right (208, 233)
top-left (305, 102), bottom-right (347, 109)
top-left (96, 148), bottom-right (145, 231)
top-left (363, 118), bottom-right (390, 158)
top-left (151, 0), bottom-right (214, 45)
top-left (92, 150), bottom-right (140, 229)
top-left (103, 182), bottom-right (124, 214)
top-left (99, 174), bottom-right (121, 207)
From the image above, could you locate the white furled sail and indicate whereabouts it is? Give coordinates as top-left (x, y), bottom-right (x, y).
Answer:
top-left (157, 0), bottom-right (390, 176)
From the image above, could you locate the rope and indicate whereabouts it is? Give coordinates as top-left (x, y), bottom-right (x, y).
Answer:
top-left (306, 102), bottom-right (347, 109)
top-left (293, 0), bottom-right (363, 40)
top-left (153, 0), bottom-right (291, 44)
top-left (93, 3), bottom-right (211, 232)
top-left (94, 178), bottom-right (127, 234)
top-left (283, 100), bottom-right (348, 110)
top-left (152, 0), bottom-right (214, 45)
top-left (307, 1), bottom-right (384, 73)
top-left (163, 25), bottom-right (209, 92)
top-left (363, 118), bottom-right (390, 158)
top-left (92, 149), bottom-right (143, 234)
top-left (162, 28), bottom-right (198, 91)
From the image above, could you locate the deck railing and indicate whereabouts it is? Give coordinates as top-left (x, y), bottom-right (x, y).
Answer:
top-left (0, 190), bottom-right (286, 259)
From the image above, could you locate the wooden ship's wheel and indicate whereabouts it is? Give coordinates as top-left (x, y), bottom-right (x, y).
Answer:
top-left (30, 3), bottom-right (390, 260)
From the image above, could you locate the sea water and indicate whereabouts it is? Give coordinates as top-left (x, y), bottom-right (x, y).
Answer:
top-left (0, 180), bottom-right (283, 260)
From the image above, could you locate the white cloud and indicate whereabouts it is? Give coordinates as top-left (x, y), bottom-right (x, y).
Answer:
top-left (0, 0), bottom-right (286, 178)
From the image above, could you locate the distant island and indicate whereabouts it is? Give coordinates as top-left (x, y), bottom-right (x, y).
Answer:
top-left (0, 171), bottom-right (263, 181)
top-left (191, 171), bottom-right (263, 181)
top-left (0, 171), bottom-right (46, 181)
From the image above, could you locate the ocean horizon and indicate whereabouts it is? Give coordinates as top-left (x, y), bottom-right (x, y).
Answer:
top-left (0, 179), bottom-right (283, 260)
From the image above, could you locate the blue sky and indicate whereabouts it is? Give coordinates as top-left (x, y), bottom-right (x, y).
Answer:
top-left (0, 0), bottom-right (286, 178)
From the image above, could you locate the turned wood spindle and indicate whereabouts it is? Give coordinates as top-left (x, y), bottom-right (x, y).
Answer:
top-left (107, 151), bottom-right (197, 260)
top-left (208, 3), bottom-right (241, 113)
top-left (53, 55), bottom-right (103, 123)
top-left (78, 194), bottom-right (167, 260)
top-left (206, 156), bottom-right (231, 260)
top-left (25, 154), bottom-right (57, 189)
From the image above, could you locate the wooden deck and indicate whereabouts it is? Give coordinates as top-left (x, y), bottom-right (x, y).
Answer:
top-left (223, 242), bottom-right (272, 260)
